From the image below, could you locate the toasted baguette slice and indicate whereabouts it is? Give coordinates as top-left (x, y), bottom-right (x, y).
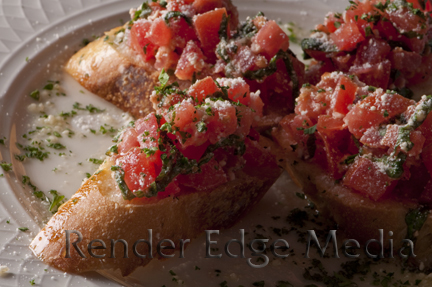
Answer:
top-left (30, 137), bottom-right (281, 276)
top-left (65, 27), bottom-right (161, 119)
top-left (273, 125), bottom-right (432, 267)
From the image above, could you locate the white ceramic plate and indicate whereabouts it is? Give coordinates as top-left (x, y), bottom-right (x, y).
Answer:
top-left (2, 1), bottom-right (427, 287)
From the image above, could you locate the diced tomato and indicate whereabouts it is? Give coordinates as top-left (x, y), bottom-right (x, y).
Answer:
top-left (332, 53), bottom-right (355, 72)
top-left (330, 21), bottom-right (365, 52)
top-left (118, 129), bottom-right (140, 154)
top-left (117, 147), bottom-right (157, 195)
top-left (418, 111), bottom-right (432, 146)
top-left (360, 126), bottom-right (385, 148)
top-left (188, 76), bottom-right (220, 104)
top-left (422, 144), bottom-right (432, 177)
top-left (376, 19), bottom-right (400, 41)
top-left (332, 75), bottom-right (358, 115)
top-left (289, 114), bottom-right (314, 142)
top-left (344, 90), bottom-right (414, 138)
top-left (177, 140), bottom-right (210, 161)
top-left (305, 60), bottom-right (336, 86)
top-left (381, 125), bottom-right (425, 156)
top-left (147, 18), bottom-right (172, 47)
top-left (252, 20), bottom-right (289, 60)
top-left (168, 100), bottom-right (197, 130)
top-left (170, 18), bottom-right (198, 49)
top-left (353, 37), bottom-right (391, 66)
top-left (427, 0), bottom-right (432, 12)
top-left (230, 46), bottom-right (259, 74)
top-left (167, 0), bottom-right (194, 12)
top-left (193, 0), bottom-right (239, 27)
top-left (176, 158), bottom-right (227, 191)
top-left (345, 0), bottom-right (375, 37)
top-left (135, 113), bottom-right (162, 165)
top-left (349, 59), bottom-right (392, 88)
top-left (193, 0), bottom-right (224, 13)
top-left (389, 48), bottom-right (422, 72)
top-left (181, 122), bottom-right (208, 147)
top-left (175, 40), bottom-right (206, 81)
top-left (324, 12), bottom-right (344, 33)
top-left (317, 115), bottom-right (344, 132)
top-left (317, 115), bottom-right (350, 177)
top-left (242, 138), bottom-right (280, 178)
top-left (155, 46), bottom-right (179, 70)
top-left (343, 157), bottom-right (398, 201)
top-left (217, 78), bottom-right (251, 105)
top-left (234, 105), bottom-right (254, 137)
top-left (130, 19), bottom-right (158, 61)
top-left (295, 86), bottom-right (330, 122)
top-left (194, 8), bottom-right (228, 61)
top-left (249, 90), bottom-right (264, 118)
top-left (206, 104), bottom-right (237, 144)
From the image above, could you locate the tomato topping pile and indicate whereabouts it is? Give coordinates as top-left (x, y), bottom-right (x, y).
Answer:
top-left (213, 14), bottom-right (305, 117)
top-left (128, 0), bottom-right (238, 79)
top-left (302, 0), bottom-right (432, 94)
top-left (275, 72), bottom-right (432, 203)
top-left (109, 71), bottom-right (277, 202)
top-left (127, 2), bottom-right (304, 117)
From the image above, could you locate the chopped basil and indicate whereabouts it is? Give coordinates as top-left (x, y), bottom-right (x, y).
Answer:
top-left (405, 207), bottom-right (429, 240)
top-left (396, 95), bottom-right (432, 152)
top-left (16, 143), bottom-right (50, 161)
top-left (196, 121), bottom-right (207, 133)
top-left (243, 49), bottom-right (300, 98)
top-left (18, 227), bottom-right (29, 232)
top-left (47, 143), bottom-right (66, 150)
top-left (303, 124), bottom-right (317, 135)
top-left (73, 102), bottom-right (105, 113)
top-left (343, 154), bottom-right (358, 165)
top-left (301, 38), bottom-right (337, 53)
top-left (49, 190), bottom-right (66, 213)
top-left (111, 165), bottom-right (136, 200)
top-left (43, 83), bottom-right (54, 90)
top-left (88, 158), bottom-right (104, 164)
top-left (30, 90), bottom-right (40, 101)
top-left (0, 162), bottom-right (12, 172)
top-left (375, 153), bottom-right (406, 179)
top-left (142, 146), bottom-right (158, 157)
top-left (218, 13), bottom-right (229, 41)
top-left (164, 11), bottom-right (192, 26)
top-left (133, 2), bottom-right (152, 21)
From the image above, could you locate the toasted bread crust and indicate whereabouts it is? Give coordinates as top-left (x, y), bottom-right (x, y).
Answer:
top-left (65, 27), bottom-right (160, 119)
top-left (30, 137), bottom-right (281, 276)
top-left (272, 126), bottom-right (432, 265)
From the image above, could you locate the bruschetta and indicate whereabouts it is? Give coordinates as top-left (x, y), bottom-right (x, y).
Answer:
top-left (273, 71), bottom-right (432, 267)
top-left (301, 0), bottom-right (432, 96)
top-left (65, 0), bottom-right (304, 125)
top-left (30, 73), bottom-right (282, 276)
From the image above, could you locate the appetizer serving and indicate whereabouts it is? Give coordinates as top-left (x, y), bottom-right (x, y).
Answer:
top-left (22, 0), bottom-right (432, 283)
top-left (30, 74), bottom-right (281, 276)
top-left (302, 0), bottom-right (432, 95)
top-left (66, 0), bottom-right (304, 125)
top-left (273, 71), bottom-right (432, 266)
